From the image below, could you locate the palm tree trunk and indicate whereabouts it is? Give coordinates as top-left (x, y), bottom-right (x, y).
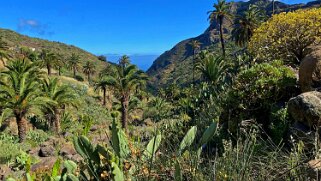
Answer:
top-left (103, 88), bottom-right (106, 106)
top-left (121, 95), bottom-right (129, 130)
top-left (47, 65), bottom-right (51, 75)
top-left (88, 74), bottom-right (90, 82)
top-left (73, 68), bottom-right (76, 77)
top-left (192, 51), bottom-right (195, 83)
top-left (16, 115), bottom-right (27, 142)
top-left (58, 67), bottom-right (61, 76)
top-left (272, 0), bottom-right (275, 15)
top-left (54, 109), bottom-right (61, 134)
top-left (219, 17), bottom-right (226, 57)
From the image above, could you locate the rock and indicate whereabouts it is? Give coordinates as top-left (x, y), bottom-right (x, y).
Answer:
top-left (60, 144), bottom-right (76, 157)
top-left (299, 45), bottom-right (321, 92)
top-left (288, 122), bottom-right (315, 150)
top-left (288, 91), bottom-right (321, 128)
top-left (39, 142), bottom-right (56, 157)
top-left (71, 154), bottom-right (82, 163)
top-left (31, 157), bottom-right (57, 173)
top-left (0, 164), bottom-right (11, 180)
top-left (307, 159), bottom-right (321, 180)
top-left (90, 125), bottom-right (98, 132)
top-left (27, 147), bottom-right (40, 157)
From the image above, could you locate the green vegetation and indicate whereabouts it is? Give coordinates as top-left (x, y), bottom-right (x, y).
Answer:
top-left (1, 2), bottom-right (321, 181)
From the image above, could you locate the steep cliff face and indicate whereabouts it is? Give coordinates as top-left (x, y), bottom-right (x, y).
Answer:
top-left (147, 0), bottom-right (321, 89)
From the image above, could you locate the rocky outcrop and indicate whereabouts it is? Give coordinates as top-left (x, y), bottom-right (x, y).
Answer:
top-left (299, 46), bottom-right (321, 92)
top-left (30, 157), bottom-right (57, 173)
top-left (288, 91), bottom-right (321, 128)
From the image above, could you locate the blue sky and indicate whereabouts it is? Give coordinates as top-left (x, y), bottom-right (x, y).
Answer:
top-left (0, 0), bottom-right (312, 56)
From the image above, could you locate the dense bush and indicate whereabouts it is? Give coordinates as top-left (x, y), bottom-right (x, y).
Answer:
top-left (74, 74), bottom-right (84, 82)
top-left (223, 60), bottom-right (297, 135)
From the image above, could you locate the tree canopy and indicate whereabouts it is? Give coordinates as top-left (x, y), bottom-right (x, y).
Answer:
top-left (249, 8), bottom-right (321, 64)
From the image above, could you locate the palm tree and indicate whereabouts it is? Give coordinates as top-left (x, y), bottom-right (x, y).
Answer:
top-left (0, 37), bottom-right (10, 66)
top-left (94, 77), bottom-right (110, 106)
top-left (196, 51), bottom-right (227, 86)
top-left (42, 78), bottom-right (78, 133)
top-left (40, 49), bottom-right (57, 75)
top-left (119, 55), bottom-right (130, 67)
top-left (99, 64), bottom-right (112, 78)
top-left (83, 61), bottom-right (96, 82)
top-left (0, 59), bottom-right (54, 142)
top-left (189, 40), bottom-right (202, 83)
top-left (208, 0), bottom-right (232, 57)
top-left (55, 53), bottom-right (65, 76)
top-left (102, 59), bottom-right (148, 130)
top-left (68, 53), bottom-right (81, 77)
top-left (232, 5), bottom-right (266, 47)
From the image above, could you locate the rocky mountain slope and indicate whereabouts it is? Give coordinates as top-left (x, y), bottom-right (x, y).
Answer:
top-left (147, 0), bottom-right (321, 88)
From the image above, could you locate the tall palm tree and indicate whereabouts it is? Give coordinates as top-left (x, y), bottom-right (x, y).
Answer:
top-left (208, 0), bottom-right (232, 57)
top-left (42, 78), bottom-right (78, 133)
top-left (40, 49), bottom-right (57, 75)
top-left (0, 59), bottom-right (54, 142)
top-left (0, 38), bottom-right (10, 66)
top-left (232, 5), bottom-right (266, 47)
top-left (83, 61), bottom-right (96, 82)
top-left (94, 77), bottom-right (110, 106)
top-left (103, 60), bottom-right (148, 130)
top-left (68, 53), bottom-right (81, 77)
top-left (189, 40), bottom-right (202, 83)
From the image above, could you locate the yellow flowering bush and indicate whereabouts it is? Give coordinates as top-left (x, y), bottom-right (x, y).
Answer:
top-left (249, 8), bottom-right (321, 65)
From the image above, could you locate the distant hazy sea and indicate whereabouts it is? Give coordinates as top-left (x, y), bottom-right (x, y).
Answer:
top-left (105, 54), bottom-right (159, 71)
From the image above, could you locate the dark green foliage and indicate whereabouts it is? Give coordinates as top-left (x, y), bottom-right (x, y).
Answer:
top-left (223, 60), bottom-right (297, 135)
top-left (74, 75), bottom-right (84, 82)
top-left (269, 107), bottom-right (290, 144)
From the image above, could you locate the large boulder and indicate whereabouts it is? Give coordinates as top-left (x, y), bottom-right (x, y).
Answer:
top-left (288, 91), bottom-right (321, 128)
top-left (299, 45), bottom-right (321, 92)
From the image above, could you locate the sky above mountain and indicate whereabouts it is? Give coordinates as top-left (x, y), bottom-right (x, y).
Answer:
top-left (0, 0), bottom-right (313, 56)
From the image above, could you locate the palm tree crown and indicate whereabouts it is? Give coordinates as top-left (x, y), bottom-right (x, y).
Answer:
top-left (102, 59), bottom-right (148, 130)
top-left (83, 61), bottom-right (96, 82)
top-left (0, 59), bottom-right (54, 142)
top-left (232, 5), bottom-right (266, 47)
top-left (42, 77), bottom-right (78, 133)
top-left (68, 53), bottom-right (81, 77)
top-left (39, 49), bottom-right (58, 75)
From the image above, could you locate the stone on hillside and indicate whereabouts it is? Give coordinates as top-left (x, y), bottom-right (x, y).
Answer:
top-left (0, 164), bottom-right (11, 180)
top-left (60, 144), bottom-right (76, 157)
top-left (288, 91), bottom-right (321, 128)
top-left (31, 157), bottom-right (57, 173)
top-left (299, 45), bottom-right (321, 92)
top-left (39, 142), bottom-right (56, 157)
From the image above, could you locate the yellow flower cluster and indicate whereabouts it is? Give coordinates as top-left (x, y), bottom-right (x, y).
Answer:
top-left (249, 8), bottom-right (321, 64)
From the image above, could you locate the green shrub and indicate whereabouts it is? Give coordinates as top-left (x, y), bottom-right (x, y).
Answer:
top-left (26, 129), bottom-right (50, 146)
top-left (0, 135), bottom-right (20, 164)
top-left (223, 60), bottom-right (297, 134)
